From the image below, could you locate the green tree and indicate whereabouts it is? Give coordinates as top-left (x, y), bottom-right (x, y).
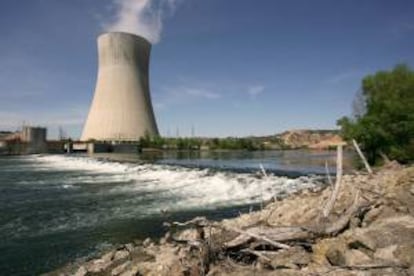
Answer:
top-left (337, 64), bottom-right (414, 164)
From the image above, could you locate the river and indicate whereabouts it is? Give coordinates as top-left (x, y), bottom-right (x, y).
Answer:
top-left (0, 150), bottom-right (353, 275)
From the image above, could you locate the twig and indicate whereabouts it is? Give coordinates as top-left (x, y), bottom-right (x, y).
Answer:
top-left (325, 161), bottom-right (334, 187)
top-left (164, 216), bottom-right (209, 228)
top-left (240, 249), bottom-right (272, 262)
top-left (337, 263), bottom-right (409, 270)
top-left (323, 145), bottom-right (343, 218)
top-left (259, 163), bottom-right (268, 178)
top-left (216, 224), bottom-right (290, 249)
top-left (352, 139), bottom-right (373, 175)
top-left (259, 163), bottom-right (267, 210)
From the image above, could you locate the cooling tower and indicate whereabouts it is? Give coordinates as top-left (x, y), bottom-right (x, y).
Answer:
top-left (81, 32), bottom-right (159, 142)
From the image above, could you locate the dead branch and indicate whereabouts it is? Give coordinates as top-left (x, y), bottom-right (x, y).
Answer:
top-left (325, 161), bottom-right (333, 187)
top-left (240, 249), bottom-right (272, 263)
top-left (216, 224), bottom-right (291, 249)
top-left (323, 145), bottom-right (343, 218)
top-left (163, 216), bottom-right (209, 228)
top-left (323, 190), bottom-right (360, 235)
top-left (352, 139), bottom-right (373, 175)
top-left (336, 263), bottom-right (409, 271)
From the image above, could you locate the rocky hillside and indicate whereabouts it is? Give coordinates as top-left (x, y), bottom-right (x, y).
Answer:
top-left (276, 129), bottom-right (344, 149)
top-left (48, 162), bottom-right (414, 276)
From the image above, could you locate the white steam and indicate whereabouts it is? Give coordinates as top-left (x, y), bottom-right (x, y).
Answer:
top-left (105, 0), bottom-right (178, 44)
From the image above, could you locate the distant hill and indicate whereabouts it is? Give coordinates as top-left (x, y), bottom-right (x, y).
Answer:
top-left (274, 129), bottom-right (344, 149)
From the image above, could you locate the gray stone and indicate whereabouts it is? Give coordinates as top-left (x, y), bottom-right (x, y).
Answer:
top-left (361, 206), bottom-right (383, 227)
top-left (111, 260), bottom-right (131, 276)
top-left (74, 266), bottom-right (87, 276)
top-left (113, 249), bottom-right (129, 261)
top-left (374, 245), bottom-right (398, 262)
top-left (344, 249), bottom-right (372, 266)
top-left (101, 250), bottom-right (116, 262)
top-left (86, 258), bottom-right (113, 273)
top-left (270, 247), bottom-right (311, 269)
top-left (394, 244), bottom-right (414, 266)
top-left (124, 243), bottom-right (135, 253)
top-left (326, 247), bottom-right (346, 266)
top-left (143, 238), bottom-right (152, 247)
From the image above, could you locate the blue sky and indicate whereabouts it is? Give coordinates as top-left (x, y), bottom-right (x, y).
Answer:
top-left (0, 0), bottom-right (413, 139)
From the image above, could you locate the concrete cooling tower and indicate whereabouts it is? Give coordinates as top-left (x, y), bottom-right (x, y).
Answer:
top-left (81, 32), bottom-right (159, 142)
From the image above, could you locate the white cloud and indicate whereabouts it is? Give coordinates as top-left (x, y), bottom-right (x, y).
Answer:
top-left (183, 87), bottom-right (221, 99)
top-left (153, 81), bottom-right (222, 109)
top-left (247, 85), bottom-right (265, 97)
top-left (325, 70), bottom-right (363, 84)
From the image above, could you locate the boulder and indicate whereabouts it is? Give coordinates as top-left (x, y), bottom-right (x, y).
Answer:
top-left (74, 266), bottom-right (87, 276)
top-left (113, 249), bottom-right (129, 261)
top-left (111, 260), bottom-right (131, 276)
top-left (269, 247), bottom-right (311, 269)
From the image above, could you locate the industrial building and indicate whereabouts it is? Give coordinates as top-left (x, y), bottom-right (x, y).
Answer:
top-left (81, 32), bottom-right (159, 142)
top-left (0, 126), bottom-right (47, 154)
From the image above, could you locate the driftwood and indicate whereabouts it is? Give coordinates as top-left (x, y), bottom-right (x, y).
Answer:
top-left (217, 224), bottom-right (291, 249)
top-left (161, 145), bottom-right (388, 274)
top-left (323, 145), bottom-right (343, 218)
top-left (325, 161), bottom-right (334, 187)
top-left (166, 188), bottom-right (371, 255)
top-left (352, 139), bottom-right (373, 175)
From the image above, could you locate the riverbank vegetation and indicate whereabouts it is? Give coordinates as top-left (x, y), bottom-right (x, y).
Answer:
top-left (337, 64), bottom-right (414, 165)
top-left (139, 135), bottom-right (284, 151)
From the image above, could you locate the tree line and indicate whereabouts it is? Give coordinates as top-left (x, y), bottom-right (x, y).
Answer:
top-left (337, 64), bottom-right (414, 165)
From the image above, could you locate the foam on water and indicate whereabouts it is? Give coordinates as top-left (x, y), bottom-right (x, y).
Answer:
top-left (31, 154), bottom-right (321, 207)
top-left (4, 154), bottom-right (323, 238)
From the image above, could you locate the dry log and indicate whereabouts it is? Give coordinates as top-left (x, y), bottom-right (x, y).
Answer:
top-left (323, 145), bottom-right (343, 218)
top-left (323, 190), bottom-right (360, 235)
top-left (336, 263), bottom-right (409, 270)
top-left (224, 192), bottom-right (372, 248)
top-left (352, 139), bottom-right (373, 175)
top-left (325, 161), bottom-right (334, 188)
top-left (167, 191), bottom-right (370, 251)
top-left (224, 226), bottom-right (311, 249)
top-left (216, 224), bottom-right (291, 249)
top-left (163, 216), bottom-right (209, 228)
top-left (240, 249), bottom-right (272, 263)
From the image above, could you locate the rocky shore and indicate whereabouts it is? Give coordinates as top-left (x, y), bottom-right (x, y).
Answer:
top-left (47, 162), bottom-right (414, 276)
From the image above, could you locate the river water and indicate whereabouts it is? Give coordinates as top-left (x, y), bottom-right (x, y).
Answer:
top-left (0, 150), bottom-right (353, 275)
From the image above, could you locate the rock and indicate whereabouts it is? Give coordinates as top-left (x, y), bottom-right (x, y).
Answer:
top-left (143, 238), bottom-right (152, 247)
top-left (361, 206), bottom-right (383, 227)
top-left (345, 215), bottom-right (414, 252)
top-left (111, 260), bottom-right (131, 276)
top-left (374, 245), bottom-right (398, 262)
top-left (174, 228), bottom-right (200, 241)
top-left (86, 258), bottom-right (113, 273)
top-left (325, 247), bottom-right (346, 266)
top-left (270, 247), bottom-right (311, 269)
top-left (74, 266), bottom-right (87, 276)
top-left (394, 244), bottom-right (414, 266)
top-left (344, 249), bottom-right (372, 266)
top-left (113, 249), bottom-right (129, 261)
top-left (160, 231), bottom-right (171, 245)
top-left (101, 250), bottom-right (116, 262)
top-left (124, 243), bottom-right (135, 253)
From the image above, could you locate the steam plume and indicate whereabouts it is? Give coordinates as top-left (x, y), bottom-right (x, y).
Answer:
top-left (105, 0), bottom-right (178, 44)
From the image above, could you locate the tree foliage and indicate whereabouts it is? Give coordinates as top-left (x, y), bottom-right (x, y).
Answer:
top-left (337, 64), bottom-right (414, 164)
